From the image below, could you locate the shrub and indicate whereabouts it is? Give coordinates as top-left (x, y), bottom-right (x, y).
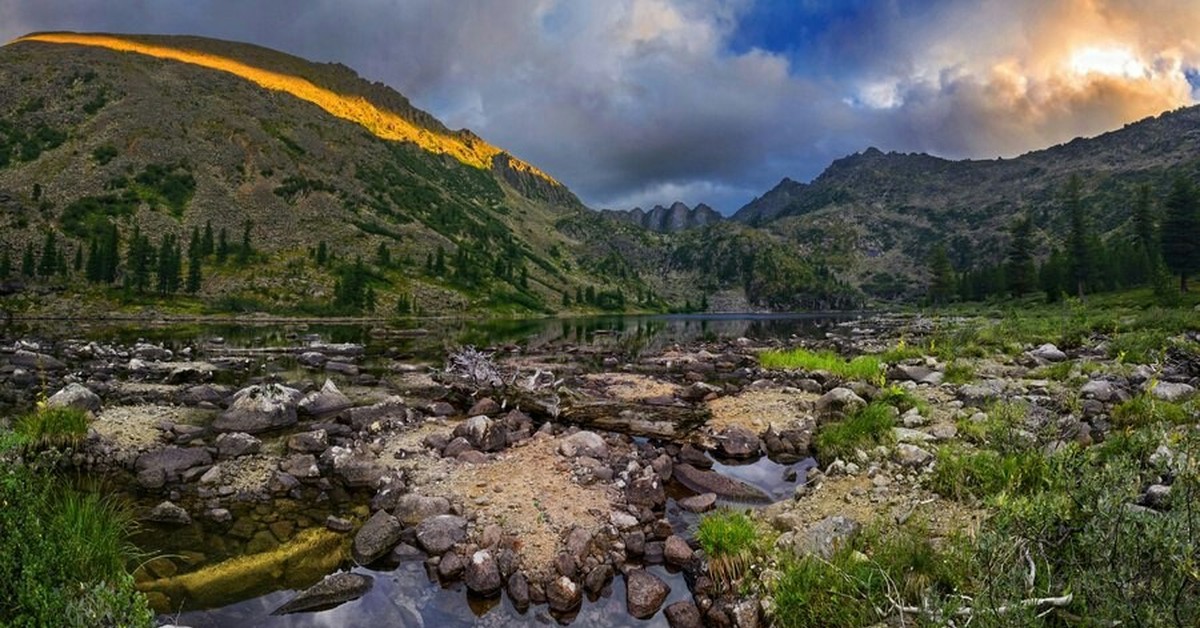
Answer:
top-left (930, 446), bottom-right (1053, 501)
top-left (14, 406), bottom-right (89, 449)
top-left (815, 402), bottom-right (896, 463)
top-left (1112, 391), bottom-right (1190, 427)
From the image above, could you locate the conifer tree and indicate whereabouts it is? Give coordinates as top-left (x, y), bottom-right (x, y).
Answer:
top-left (316, 241), bottom-right (328, 267)
top-left (186, 230), bottom-right (202, 294)
top-left (1161, 176), bottom-right (1200, 292)
top-left (21, 243), bottom-right (35, 277)
top-left (236, 220), bottom-right (253, 265)
top-left (1064, 176), bottom-right (1091, 298)
top-left (434, 246), bottom-right (446, 274)
top-left (928, 243), bottom-right (955, 304)
top-left (1039, 248), bottom-right (1067, 303)
top-left (1006, 214), bottom-right (1035, 297)
top-left (216, 227), bottom-right (229, 263)
top-left (0, 249), bottom-right (9, 278)
top-left (201, 220), bottom-right (214, 257)
top-left (1131, 183), bottom-right (1157, 282)
top-left (37, 231), bottom-right (57, 278)
top-left (375, 243), bottom-right (390, 268)
top-left (73, 245), bottom-right (83, 273)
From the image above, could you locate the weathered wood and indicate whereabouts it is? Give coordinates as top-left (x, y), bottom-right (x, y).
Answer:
top-left (462, 386), bottom-right (710, 439)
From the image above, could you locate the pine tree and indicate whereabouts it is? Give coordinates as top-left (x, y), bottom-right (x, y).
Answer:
top-left (216, 227), bottom-right (229, 263)
top-left (433, 246), bottom-right (446, 274)
top-left (186, 233), bottom-right (203, 294)
top-left (1039, 248), bottom-right (1067, 303)
top-left (126, 226), bottom-right (154, 293)
top-left (561, 291), bottom-right (571, 307)
top-left (375, 243), bottom-right (390, 268)
top-left (0, 249), bottom-right (10, 278)
top-left (1131, 183), bottom-right (1157, 283)
top-left (101, 223), bottom-right (120, 284)
top-left (1064, 176), bottom-right (1091, 298)
top-left (1161, 176), bottom-right (1200, 292)
top-left (1006, 214), bottom-right (1035, 297)
top-left (37, 231), bottom-right (57, 277)
top-left (928, 243), bottom-right (955, 304)
top-left (519, 266), bottom-right (528, 289)
top-left (72, 245), bottom-right (83, 273)
top-left (201, 220), bottom-right (214, 257)
top-left (21, 243), bottom-right (35, 277)
top-left (316, 241), bottom-right (328, 267)
top-left (236, 220), bottom-right (253, 265)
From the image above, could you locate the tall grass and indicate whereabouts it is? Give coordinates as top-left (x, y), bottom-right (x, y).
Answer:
top-left (697, 509), bottom-right (760, 592)
top-left (814, 402), bottom-right (896, 463)
top-left (758, 348), bottom-right (883, 381)
top-left (14, 406), bottom-right (90, 449)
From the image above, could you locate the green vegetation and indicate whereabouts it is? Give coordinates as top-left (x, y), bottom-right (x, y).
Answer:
top-left (697, 509), bottom-right (762, 592)
top-left (759, 347), bottom-right (883, 381)
top-left (930, 446), bottom-right (1052, 501)
top-left (1111, 391), bottom-right (1190, 428)
top-left (13, 405), bottom-right (89, 449)
top-left (814, 402), bottom-right (896, 463)
top-left (943, 360), bottom-right (975, 384)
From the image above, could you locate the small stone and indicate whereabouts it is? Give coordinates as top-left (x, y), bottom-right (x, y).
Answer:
top-left (147, 501), bottom-right (191, 525)
top-left (626, 569), bottom-right (670, 619)
top-left (664, 535), bottom-right (693, 566)
top-left (546, 575), bottom-right (582, 613)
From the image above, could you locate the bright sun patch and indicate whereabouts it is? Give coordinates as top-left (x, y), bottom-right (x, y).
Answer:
top-left (1068, 45), bottom-right (1147, 79)
top-left (13, 32), bottom-right (559, 186)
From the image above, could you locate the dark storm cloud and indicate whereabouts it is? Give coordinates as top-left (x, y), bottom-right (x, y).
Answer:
top-left (2, 0), bottom-right (1197, 212)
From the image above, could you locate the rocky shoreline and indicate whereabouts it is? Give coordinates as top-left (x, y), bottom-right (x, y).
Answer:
top-left (2, 312), bottom-right (1197, 626)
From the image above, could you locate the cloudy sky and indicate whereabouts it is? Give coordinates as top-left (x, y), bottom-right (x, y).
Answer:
top-left (3, 0), bottom-right (1199, 213)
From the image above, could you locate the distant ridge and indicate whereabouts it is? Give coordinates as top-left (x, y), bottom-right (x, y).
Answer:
top-left (601, 201), bottom-right (723, 232)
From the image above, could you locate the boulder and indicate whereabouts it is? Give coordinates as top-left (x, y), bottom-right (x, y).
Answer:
top-left (894, 443), bottom-right (933, 468)
top-left (507, 572), bottom-right (531, 609)
top-left (677, 492), bottom-right (717, 513)
top-left (626, 569), bottom-right (670, 619)
top-left (213, 384), bottom-right (301, 434)
top-left (297, 352), bottom-right (328, 368)
top-left (715, 425), bottom-right (761, 459)
top-left (558, 430), bottom-right (609, 459)
top-left (352, 510), bottom-right (403, 564)
top-left (1150, 381), bottom-right (1195, 402)
top-left (1080, 379), bottom-right (1118, 402)
top-left (10, 350), bottom-right (66, 370)
top-left (287, 429), bottom-right (329, 453)
top-left (468, 397), bottom-right (501, 416)
top-left (344, 396), bottom-right (409, 430)
top-left (464, 550), bottom-right (503, 595)
top-left (46, 383), bottom-right (101, 413)
top-left (815, 388), bottom-right (866, 416)
top-left (135, 447), bottom-right (213, 489)
top-left (626, 469), bottom-right (667, 508)
top-left (299, 379), bottom-right (353, 417)
top-left (781, 515), bottom-right (860, 560)
top-left (1030, 343), bottom-right (1068, 362)
top-left (215, 432), bottom-right (261, 459)
top-left (665, 601), bottom-right (703, 628)
top-left (546, 575), bottom-right (582, 613)
top-left (415, 515), bottom-right (467, 555)
top-left (147, 501), bottom-right (191, 525)
top-left (438, 551), bottom-right (465, 579)
top-left (664, 535), bottom-right (693, 566)
top-left (271, 572), bottom-right (373, 615)
top-left (392, 494), bottom-right (451, 525)
top-left (453, 415), bottom-right (507, 452)
top-left (673, 464), bottom-right (770, 503)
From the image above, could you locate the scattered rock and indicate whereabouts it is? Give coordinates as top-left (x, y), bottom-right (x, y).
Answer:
top-left (299, 379), bottom-right (353, 417)
top-left (816, 388), bottom-right (866, 416)
top-left (135, 447), bottom-right (213, 489)
top-left (467, 397), bottom-right (501, 416)
top-left (507, 572), bottom-right (530, 609)
top-left (415, 515), bottom-right (467, 555)
top-left (453, 415), bottom-right (507, 452)
top-left (280, 454), bottom-right (320, 479)
top-left (287, 429), bottom-right (329, 453)
top-left (665, 601), bottom-right (703, 628)
top-left (213, 383), bottom-right (301, 434)
top-left (894, 443), bottom-right (933, 468)
top-left (215, 432), bottom-right (261, 459)
top-left (353, 510), bottom-right (403, 565)
top-left (1150, 381), bottom-right (1195, 402)
top-left (271, 572), bottom-right (373, 615)
top-left (677, 492), bottom-right (717, 513)
top-left (465, 550), bottom-right (503, 595)
top-left (715, 425), bottom-right (762, 459)
top-left (664, 535), bottom-right (693, 566)
top-left (393, 494), bottom-right (451, 525)
top-left (1142, 484), bottom-right (1172, 510)
top-left (1030, 343), bottom-right (1068, 362)
top-left (46, 383), bottom-right (101, 412)
top-left (626, 569), bottom-right (670, 619)
top-left (674, 463), bottom-right (770, 502)
top-left (547, 575), bottom-right (582, 613)
top-left (147, 501), bottom-right (191, 525)
top-left (558, 430), bottom-right (609, 459)
top-left (781, 515), bottom-right (860, 560)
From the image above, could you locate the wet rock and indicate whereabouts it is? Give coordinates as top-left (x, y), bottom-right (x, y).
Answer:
top-left (465, 550), bottom-right (503, 595)
top-left (664, 535), bottom-right (693, 566)
top-left (1150, 381), bottom-right (1195, 402)
top-left (299, 379), bottom-right (353, 417)
top-left (215, 432), bottom-right (261, 459)
top-left (279, 454), bottom-right (320, 479)
top-left (547, 576), bottom-right (582, 613)
top-left (207, 508), bottom-right (232, 523)
top-left (815, 388), bottom-right (866, 416)
top-left (507, 572), bottom-right (530, 609)
top-left (674, 464), bottom-right (770, 502)
top-left (468, 397), bottom-right (501, 416)
top-left (665, 601), bottom-right (703, 628)
top-left (559, 430), bottom-right (609, 459)
top-left (584, 564), bottom-right (613, 595)
top-left (268, 471), bottom-right (300, 495)
top-left (438, 551), bottom-right (465, 580)
top-left (297, 352), bottom-right (328, 368)
top-left (731, 599), bottom-right (760, 628)
top-left (715, 425), bottom-right (761, 459)
top-left (353, 510), bottom-right (403, 564)
top-left (324, 361), bottom-right (359, 377)
top-left (46, 383), bottom-right (101, 412)
top-left (325, 516), bottom-right (354, 533)
top-left (1030, 343), bottom-right (1068, 362)
top-left (624, 530), bottom-right (646, 557)
top-left (213, 383), bottom-right (301, 434)
top-left (393, 494), bottom-right (451, 525)
top-left (677, 492), bottom-right (717, 513)
top-left (135, 447), bottom-right (213, 489)
top-left (678, 443), bottom-right (713, 469)
top-left (325, 447), bottom-right (386, 488)
top-left (287, 429), bottom-right (329, 453)
top-left (271, 572), bottom-right (373, 615)
top-left (453, 415), bottom-right (507, 452)
top-left (147, 500), bottom-right (191, 525)
top-left (780, 515), bottom-right (860, 560)
top-left (626, 569), bottom-right (670, 619)
top-left (180, 384), bottom-right (229, 406)
top-left (626, 469), bottom-right (667, 508)
top-left (391, 543), bottom-right (424, 562)
top-left (415, 515), bottom-right (467, 555)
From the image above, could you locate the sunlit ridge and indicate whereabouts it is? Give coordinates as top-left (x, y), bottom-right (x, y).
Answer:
top-left (13, 32), bottom-right (558, 186)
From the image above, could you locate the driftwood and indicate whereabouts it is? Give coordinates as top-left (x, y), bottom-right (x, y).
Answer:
top-left (497, 388), bottom-right (710, 439)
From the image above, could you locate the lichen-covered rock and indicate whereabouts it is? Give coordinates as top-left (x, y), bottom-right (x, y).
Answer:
top-left (213, 383), bottom-right (301, 434)
top-left (352, 510), bottom-right (403, 564)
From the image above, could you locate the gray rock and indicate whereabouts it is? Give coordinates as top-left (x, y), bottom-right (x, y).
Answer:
top-left (353, 510), bottom-right (403, 565)
top-left (507, 572), bottom-right (530, 608)
top-left (147, 501), bottom-right (191, 525)
top-left (324, 361), bottom-right (359, 377)
top-left (135, 447), bottom-right (213, 489)
top-left (584, 564), bottom-right (613, 595)
top-left (665, 601), bottom-right (703, 628)
top-left (782, 515), bottom-right (860, 560)
top-left (438, 551), bottom-right (465, 580)
top-left (271, 572), bottom-right (373, 615)
top-left (344, 396), bottom-right (409, 430)
top-left (816, 388), bottom-right (866, 416)
top-left (546, 575), bottom-right (582, 613)
top-left (215, 432), bottom-right (261, 459)
top-left (1150, 381), bottom-right (1195, 402)
top-left (415, 515), bottom-right (467, 555)
top-left (464, 550), bottom-right (503, 595)
top-left (299, 379), bottom-right (353, 417)
top-left (288, 429), bottom-right (329, 453)
top-left (626, 569), bottom-right (670, 619)
top-left (326, 516), bottom-right (354, 533)
top-left (467, 397), bottom-right (501, 416)
top-left (626, 469), bottom-right (667, 508)
top-left (959, 381), bottom-right (1005, 407)
top-left (1080, 379), bottom-right (1118, 402)
top-left (677, 492), bottom-right (717, 513)
top-left (558, 430), bottom-right (609, 459)
top-left (893, 427), bottom-right (935, 443)
top-left (1143, 484), bottom-right (1172, 510)
top-left (297, 352), bottom-right (328, 368)
top-left (213, 383), bottom-right (301, 434)
top-left (393, 494), bottom-right (451, 525)
top-left (453, 415), bottom-right (507, 452)
top-left (664, 535), bottom-right (693, 566)
top-left (894, 443), bottom-right (933, 468)
top-left (10, 350), bottom-right (66, 370)
top-left (715, 425), bottom-right (762, 459)
top-left (46, 383), bottom-right (101, 412)
top-left (280, 454), bottom-right (320, 479)
top-left (1030, 343), bottom-right (1068, 362)
top-left (673, 464), bottom-right (770, 503)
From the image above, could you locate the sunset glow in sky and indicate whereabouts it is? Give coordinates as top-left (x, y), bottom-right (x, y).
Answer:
top-left (3, 0), bottom-right (1198, 212)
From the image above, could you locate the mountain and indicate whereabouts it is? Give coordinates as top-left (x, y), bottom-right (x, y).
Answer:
top-left (601, 201), bottom-right (723, 233)
top-left (0, 32), bottom-right (661, 316)
top-left (731, 107), bottom-right (1200, 299)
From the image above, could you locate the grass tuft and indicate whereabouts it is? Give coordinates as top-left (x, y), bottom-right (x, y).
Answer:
top-left (814, 402), bottom-right (896, 463)
top-left (1111, 391), bottom-right (1191, 428)
top-left (14, 406), bottom-right (90, 449)
top-left (759, 348), bottom-right (883, 381)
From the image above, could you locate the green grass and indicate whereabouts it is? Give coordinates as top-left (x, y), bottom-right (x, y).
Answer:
top-left (877, 384), bottom-right (928, 415)
top-left (930, 446), bottom-right (1054, 501)
top-left (943, 360), bottom-right (975, 384)
top-left (0, 461), bottom-right (151, 627)
top-left (814, 402), bottom-right (896, 463)
top-left (759, 347), bottom-right (883, 381)
top-left (1111, 392), bottom-right (1191, 428)
top-left (696, 509), bottom-right (759, 558)
top-left (14, 406), bottom-right (90, 449)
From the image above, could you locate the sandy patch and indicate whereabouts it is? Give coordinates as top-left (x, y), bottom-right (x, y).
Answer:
top-left (92, 404), bottom-right (204, 450)
top-left (706, 389), bottom-right (816, 433)
top-left (582, 372), bottom-right (680, 401)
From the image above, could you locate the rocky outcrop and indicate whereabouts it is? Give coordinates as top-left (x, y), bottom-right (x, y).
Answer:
top-left (213, 383), bottom-right (301, 434)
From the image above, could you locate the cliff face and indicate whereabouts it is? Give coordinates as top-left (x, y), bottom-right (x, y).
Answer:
top-left (601, 201), bottom-right (723, 233)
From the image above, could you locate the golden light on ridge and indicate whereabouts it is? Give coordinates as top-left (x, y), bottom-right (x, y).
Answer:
top-left (12, 32), bottom-right (559, 186)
